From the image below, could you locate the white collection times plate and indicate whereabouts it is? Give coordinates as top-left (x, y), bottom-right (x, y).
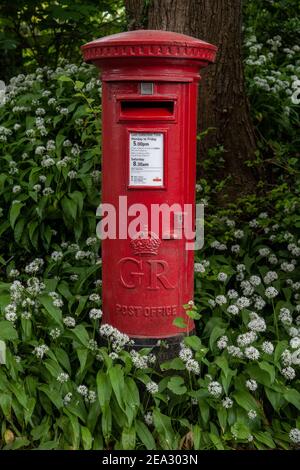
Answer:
top-left (129, 132), bottom-right (164, 187)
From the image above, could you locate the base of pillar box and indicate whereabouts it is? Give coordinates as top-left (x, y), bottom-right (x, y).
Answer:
top-left (132, 331), bottom-right (196, 362)
top-left (100, 330), bottom-right (196, 363)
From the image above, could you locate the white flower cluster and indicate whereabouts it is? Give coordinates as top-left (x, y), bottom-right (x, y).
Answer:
top-left (49, 291), bottom-right (64, 308)
top-left (89, 308), bottom-right (103, 320)
top-left (25, 258), bottom-right (44, 274)
top-left (289, 428), bottom-right (300, 444)
top-left (99, 323), bottom-right (133, 352)
top-left (210, 240), bottom-right (227, 251)
top-left (77, 385), bottom-right (96, 403)
top-left (144, 412), bottom-right (153, 426)
top-left (33, 344), bottom-right (49, 359)
top-left (146, 381), bottom-right (159, 394)
top-left (208, 381), bottom-right (223, 397)
top-left (246, 379), bottom-right (258, 391)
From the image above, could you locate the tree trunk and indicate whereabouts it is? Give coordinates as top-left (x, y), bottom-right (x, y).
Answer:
top-left (124, 0), bottom-right (257, 201)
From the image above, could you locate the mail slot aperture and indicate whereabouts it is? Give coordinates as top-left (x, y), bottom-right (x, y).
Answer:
top-left (120, 99), bottom-right (175, 120)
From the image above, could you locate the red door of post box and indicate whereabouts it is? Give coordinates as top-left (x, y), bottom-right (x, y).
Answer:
top-left (82, 30), bottom-right (217, 343)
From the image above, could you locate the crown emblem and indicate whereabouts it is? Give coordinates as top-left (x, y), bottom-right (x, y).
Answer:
top-left (130, 228), bottom-right (161, 256)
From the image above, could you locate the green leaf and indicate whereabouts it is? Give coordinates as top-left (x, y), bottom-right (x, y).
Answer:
top-left (153, 409), bottom-right (177, 450)
top-left (38, 385), bottom-right (63, 410)
top-left (124, 377), bottom-right (140, 412)
top-left (246, 364), bottom-right (271, 387)
top-left (274, 340), bottom-right (289, 364)
top-left (0, 321), bottom-right (18, 341)
top-left (24, 397), bottom-right (36, 425)
top-left (9, 202), bottom-right (24, 229)
top-left (231, 422), bottom-right (250, 440)
top-left (0, 393), bottom-right (12, 418)
top-left (102, 406), bottom-right (112, 440)
top-left (265, 387), bottom-right (283, 411)
top-left (39, 294), bottom-right (62, 325)
top-left (167, 376), bottom-right (187, 395)
top-left (61, 196), bottom-right (77, 221)
top-left (108, 365), bottom-right (125, 411)
top-left (160, 357), bottom-right (185, 371)
top-left (10, 437), bottom-right (30, 450)
top-left (81, 426), bottom-right (93, 450)
top-left (44, 359), bottom-right (62, 379)
top-left (121, 426), bottom-right (136, 450)
top-left (217, 407), bottom-right (227, 433)
top-left (253, 431), bottom-right (276, 449)
top-left (283, 388), bottom-right (300, 410)
top-left (37, 441), bottom-right (58, 450)
top-left (69, 191), bottom-right (84, 215)
top-left (184, 335), bottom-right (202, 351)
top-left (258, 361), bottom-right (275, 383)
top-left (77, 348), bottom-right (88, 374)
top-left (97, 371), bottom-right (112, 410)
top-left (31, 421), bottom-right (50, 441)
top-left (71, 324), bottom-right (90, 347)
top-left (136, 420), bottom-right (156, 450)
top-left (233, 390), bottom-right (258, 412)
top-left (192, 424), bottom-right (201, 450)
top-left (58, 75), bottom-right (73, 82)
top-left (199, 398), bottom-right (210, 424)
top-left (209, 326), bottom-right (226, 351)
top-left (14, 218), bottom-right (25, 244)
top-left (185, 310), bottom-right (201, 320)
top-left (172, 317), bottom-right (187, 329)
top-left (209, 432), bottom-right (224, 450)
top-left (65, 412), bottom-right (80, 449)
top-left (28, 220), bottom-right (39, 249)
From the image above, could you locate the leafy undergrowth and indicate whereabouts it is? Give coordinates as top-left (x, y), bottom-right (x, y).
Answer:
top-left (0, 12), bottom-right (299, 448)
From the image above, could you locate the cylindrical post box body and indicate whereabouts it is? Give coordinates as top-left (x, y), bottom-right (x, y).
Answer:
top-left (82, 31), bottom-right (216, 343)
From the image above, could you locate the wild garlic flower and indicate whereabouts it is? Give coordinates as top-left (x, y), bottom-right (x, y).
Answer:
top-left (227, 305), bottom-right (239, 315)
top-left (179, 347), bottom-right (193, 362)
top-left (77, 385), bottom-right (88, 396)
top-left (249, 275), bottom-right (261, 286)
top-left (265, 286), bottom-right (279, 299)
top-left (248, 410), bottom-right (257, 420)
top-left (215, 295), bottom-right (227, 305)
top-left (63, 392), bottom-right (72, 406)
top-left (57, 372), bottom-right (69, 383)
top-left (185, 359), bottom-right (200, 375)
top-left (222, 397), bottom-right (233, 408)
top-left (246, 379), bottom-right (258, 391)
top-left (144, 412), bottom-right (153, 426)
top-left (237, 331), bottom-right (257, 347)
top-left (208, 381), bottom-right (222, 397)
top-left (89, 293), bottom-right (101, 302)
top-left (217, 336), bottom-right (228, 350)
top-left (218, 272), bottom-right (228, 282)
top-left (227, 289), bottom-right (238, 299)
top-left (264, 270), bottom-right (277, 285)
top-left (33, 344), bottom-right (49, 359)
top-left (248, 316), bottom-right (267, 332)
top-left (146, 381), bottom-right (159, 394)
top-left (236, 296), bottom-right (251, 309)
top-left (281, 366), bottom-right (296, 380)
top-left (262, 341), bottom-right (274, 355)
top-left (63, 316), bottom-right (76, 328)
top-left (89, 308), bottom-right (103, 320)
top-left (289, 428), bottom-right (300, 444)
top-left (244, 346), bottom-right (260, 360)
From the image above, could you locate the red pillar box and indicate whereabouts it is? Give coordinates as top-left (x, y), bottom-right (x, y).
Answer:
top-left (82, 30), bottom-right (216, 345)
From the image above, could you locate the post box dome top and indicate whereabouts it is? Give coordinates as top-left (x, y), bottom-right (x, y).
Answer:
top-left (82, 29), bottom-right (217, 64)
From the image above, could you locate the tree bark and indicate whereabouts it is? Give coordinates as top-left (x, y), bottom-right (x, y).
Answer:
top-left (124, 0), bottom-right (258, 200)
